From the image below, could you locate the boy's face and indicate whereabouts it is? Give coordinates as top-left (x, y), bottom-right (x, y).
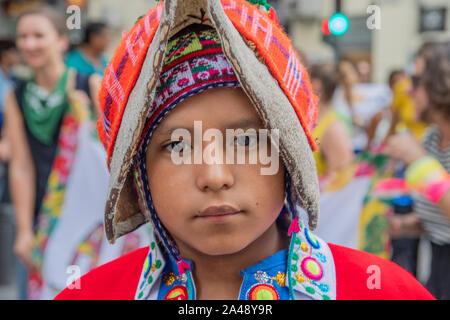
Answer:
top-left (145, 88), bottom-right (286, 256)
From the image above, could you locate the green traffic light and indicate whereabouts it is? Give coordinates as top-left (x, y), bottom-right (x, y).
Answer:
top-left (329, 13), bottom-right (349, 36)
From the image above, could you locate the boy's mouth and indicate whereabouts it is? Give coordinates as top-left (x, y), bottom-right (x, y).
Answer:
top-left (197, 205), bottom-right (241, 218)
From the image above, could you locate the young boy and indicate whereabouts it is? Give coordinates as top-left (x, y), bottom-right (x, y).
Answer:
top-left (55, 0), bottom-right (433, 300)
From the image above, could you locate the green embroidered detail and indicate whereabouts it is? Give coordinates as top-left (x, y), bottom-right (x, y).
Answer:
top-left (156, 77), bottom-right (176, 95)
top-left (287, 233), bottom-right (297, 300)
top-left (306, 287), bottom-right (315, 294)
top-left (137, 237), bottom-right (161, 299)
top-left (257, 290), bottom-right (274, 300)
top-left (245, 0), bottom-right (272, 11)
top-left (289, 226), bottom-right (335, 300)
top-left (163, 30), bottom-right (222, 67)
top-left (135, 15), bottom-right (145, 25)
top-left (191, 64), bottom-right (212, 74)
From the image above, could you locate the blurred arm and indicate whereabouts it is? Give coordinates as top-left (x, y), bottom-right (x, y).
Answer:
top-left (88, 74), bottom-right (102, 119)
top-left (4, 91), bottom-right (37, 269)
top-left (321, 120), bottom-right (354, 173)
top-left (388, 213), bottom-right (424, 238)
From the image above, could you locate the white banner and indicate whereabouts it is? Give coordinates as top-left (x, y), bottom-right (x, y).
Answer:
top-left (38, 123), bottom-right (151, 299)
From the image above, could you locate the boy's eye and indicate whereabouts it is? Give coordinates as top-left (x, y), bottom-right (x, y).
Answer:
top-left (164, 140), bottom-right (190, 153)
top-left (233, 135), bottom-right (258, 147)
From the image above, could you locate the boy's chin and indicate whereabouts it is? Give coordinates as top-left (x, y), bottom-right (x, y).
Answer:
top-left (193, 239), bottom-right (252, 257)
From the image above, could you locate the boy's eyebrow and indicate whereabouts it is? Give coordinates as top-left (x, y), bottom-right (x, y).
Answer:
top-left (156, 118), bottom-right (264, 136)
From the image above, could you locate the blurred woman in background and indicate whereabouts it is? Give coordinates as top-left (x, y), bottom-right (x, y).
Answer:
top-left (385, 41), bottom-right (450, 299)
top-left (310, 63), bottom-right (354, 176)
top-left (65, 21), bottom-right (111, 77)
top-left (3, 6), bottom-right (98, 299)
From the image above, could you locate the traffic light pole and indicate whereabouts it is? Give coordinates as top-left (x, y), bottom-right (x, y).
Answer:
top-left (322, 0), bottom-right (346, 63)
top-left (336, 0), bottom-right (342, 12)
top-left (334, 0), bottom-right (342, 63)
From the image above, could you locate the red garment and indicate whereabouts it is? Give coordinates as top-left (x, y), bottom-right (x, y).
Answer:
top-left (55, 244), bottom-right (435, 300)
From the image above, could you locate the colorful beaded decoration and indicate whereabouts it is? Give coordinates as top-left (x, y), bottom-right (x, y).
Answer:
top-left (245, 269), bottom-right (286, 300)
top-left (135, 240), bottom-right (165, 300)
top-left (164, 285), bottom-right (188, 300)
top-left (248, 284), bottom-right (279, 300)
top-left (305, 228), bottom-right (321, 249)
top-left (300, 257), bottom-right (323, 281)
top-left (163, 272), bottom-right (178, 286)
top-left (287, 219), bottom-right (336, 300)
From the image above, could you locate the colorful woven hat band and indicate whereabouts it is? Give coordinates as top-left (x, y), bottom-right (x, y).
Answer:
top-left (135, 27), bottom-right (241, 154)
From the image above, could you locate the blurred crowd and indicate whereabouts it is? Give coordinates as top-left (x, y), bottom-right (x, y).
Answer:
top-left (0, 3), bottom-right (449, 300)
top-left (0, 6), bottom-right (112, 299)
top-left (307, 41), bottom-right (450, 300)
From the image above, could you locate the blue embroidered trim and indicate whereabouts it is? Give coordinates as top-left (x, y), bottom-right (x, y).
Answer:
top-left (135, 228), bottom-right (336, 300)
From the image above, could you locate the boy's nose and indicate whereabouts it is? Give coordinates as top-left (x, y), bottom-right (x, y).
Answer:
top-left (196, 162), bottom-right (235, 192)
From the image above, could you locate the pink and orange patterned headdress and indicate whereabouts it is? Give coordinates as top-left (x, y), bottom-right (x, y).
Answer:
top-left (97, 0), bottom-right (320, 243)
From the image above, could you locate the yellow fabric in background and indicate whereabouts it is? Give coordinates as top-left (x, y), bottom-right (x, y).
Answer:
top-left (313, 110), bottom-right (339, 176)
top-left (391, 78), bottom-right (427, 139)
top-left (358, 198), bottom-right (391, 260)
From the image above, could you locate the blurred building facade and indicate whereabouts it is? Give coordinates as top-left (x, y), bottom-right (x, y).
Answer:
top-left (84, 0), bottom-right (156, 56)
top-left (282, 0), bottom-right (450, 83)
top-left (1, 0), bottom-right (449, 83)
top-left (0, 0), bottom-right (156, 55)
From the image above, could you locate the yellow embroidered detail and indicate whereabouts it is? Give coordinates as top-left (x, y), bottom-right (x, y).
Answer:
top-left (295, 274), bottom-right (306, 283)
top-left (164, 272), bottom-right (176, 286)
top-left (301, 242), bottom-right (309, 252)
top-left (273, 271), bottom-right (285, 287)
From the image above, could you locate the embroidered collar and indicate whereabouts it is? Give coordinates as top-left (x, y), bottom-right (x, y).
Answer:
top-left (135, 221), bottom-right (336, 300)
top-left (238, 249), bottom-right (289, 300)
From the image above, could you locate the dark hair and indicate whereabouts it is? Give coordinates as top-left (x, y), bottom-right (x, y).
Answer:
top-left (416, 41), bottom-right (442, 60)
top-left (170, 23), bottom-right (212, 41)
top-left (309, 63), bottom-right (338, 104)
top-left (17, 5), bottom-right (68, 36)
top-left (83, 22), bottom-right (109, 44)
top-left (422, 41), bottom-right (450, 119)
top-left (388, 69), bottom-right (405, 88)
top-left (0, 39), bottom-right (16, 62)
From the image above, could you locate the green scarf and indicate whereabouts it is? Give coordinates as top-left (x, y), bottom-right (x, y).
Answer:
top-left (23, 67), bottom-right (70, 145)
